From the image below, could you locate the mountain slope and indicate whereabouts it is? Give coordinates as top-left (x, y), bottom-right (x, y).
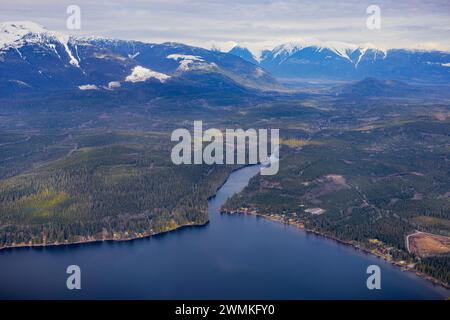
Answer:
top-left (0, 21), bottom-right (277, 95)
top-left (228, 45), bottom-right (259, 65)
top-left (228, 41), bottom-right (450, 83)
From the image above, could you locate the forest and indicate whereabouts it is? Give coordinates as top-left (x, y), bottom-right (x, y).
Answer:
top-left (0, 131), bottom-right (234, 247)
top-left (0, 85), bottom-right (449, 285)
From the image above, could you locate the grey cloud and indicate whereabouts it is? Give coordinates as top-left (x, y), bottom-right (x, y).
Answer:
top-left (0, 0), bottom-right (449, 51)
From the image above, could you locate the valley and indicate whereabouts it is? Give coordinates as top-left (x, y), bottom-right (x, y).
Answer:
top-left (0, 21), bottom-right (449, 294)
top-left (1, 86), bottom-right (449, 288)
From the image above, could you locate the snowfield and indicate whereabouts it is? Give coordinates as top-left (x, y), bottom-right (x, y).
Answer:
top-left (125, 66), bottom-right (171, 83)
top-left (167, 54), bottom-right (205, 71)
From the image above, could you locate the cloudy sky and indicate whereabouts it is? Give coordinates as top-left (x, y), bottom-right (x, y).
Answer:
top-left (1, 0), bottom-right (449, 54)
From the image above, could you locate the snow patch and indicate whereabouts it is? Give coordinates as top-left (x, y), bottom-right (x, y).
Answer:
top-left (128, 52), bottom-right (140, 59)
top-left (94, 53), bottom-right (126, 61)
top-left (108, 81), bottom-right (121, 89)
top-left (54, 33), bottom-right (79, 67)
top-left (125, 66), bottom-right (170, 83)
top-left (9, 79), bottom-right (31, 88)
top-left (78, 84), bottom-right (99, 90)
top-left (167, 54), bottom-right (205, 71)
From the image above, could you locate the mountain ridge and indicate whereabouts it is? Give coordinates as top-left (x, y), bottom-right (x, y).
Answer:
top-left (1, 20), bottom-right (449, 95)
top-left (227, 42), bottom-right (450, 83)
top-left (0, 21), bottom-right (278, 95)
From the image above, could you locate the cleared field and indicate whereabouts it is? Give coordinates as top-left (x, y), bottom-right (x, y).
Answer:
top-left (407, 232), bottom-right (450, 257)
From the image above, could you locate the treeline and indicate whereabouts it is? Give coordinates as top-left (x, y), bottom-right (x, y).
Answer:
top-left (304, 215), bottom-right (413, 251)
top-left (416, 256), bottom-right (450, 285)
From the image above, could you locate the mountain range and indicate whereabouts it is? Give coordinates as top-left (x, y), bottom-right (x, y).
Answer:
top-left (1, 21), bottom-right (449, 96)
top-left (0, 21), bottom-right (276, 95)
top-left (229, 42), bottom-right (450, 83)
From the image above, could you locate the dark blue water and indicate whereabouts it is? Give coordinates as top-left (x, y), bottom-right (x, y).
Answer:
top-left (0, 165), bottom-right (448, 299)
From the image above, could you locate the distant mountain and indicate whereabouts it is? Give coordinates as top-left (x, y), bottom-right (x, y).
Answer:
top-left (2, 21), bottom-right (449, 97)
top-left (228, 46), bottom-right (258, 65)
top-left (0, 21), bottom-right (277, 95)
top-left (227, 41), bottom-right (450, 83)
top-left (333, 77), bottom-right (421, 97)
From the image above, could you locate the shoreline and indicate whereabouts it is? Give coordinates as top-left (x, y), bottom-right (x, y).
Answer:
top-left (1, 164), bottom-right (448, 295)
top-left (0, 221), bottom-right (208, 252)
top-left (222, 209), bottom-right (450, 291)
top-left (2, 207), bottom-right (448, 293)
top-left (0, 165), bottom-right (254, 252)
top-left (0, 166), bottom-right (248, 252)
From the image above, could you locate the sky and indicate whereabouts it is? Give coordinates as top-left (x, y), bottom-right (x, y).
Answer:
top-left (1, 0), bottom-right (449, 54)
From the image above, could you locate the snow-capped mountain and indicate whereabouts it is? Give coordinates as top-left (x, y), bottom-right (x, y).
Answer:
top-left (1, 21), bottom-right (449, 96)
top-left (228, 41), bottom-right (450, 83)
top-left (0, 21), bottom-right (80, 66)
top-left (0, 21), bottom-right (277, 95)
top-left (228, 46), bottom-right (259, 65)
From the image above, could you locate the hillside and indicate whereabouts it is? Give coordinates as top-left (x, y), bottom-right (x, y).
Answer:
top-left (0, 22), bottom-right (278, 95)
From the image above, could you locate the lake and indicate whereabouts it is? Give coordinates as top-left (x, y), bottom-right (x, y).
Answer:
top-left (0, 165), bottom-right (448, 299)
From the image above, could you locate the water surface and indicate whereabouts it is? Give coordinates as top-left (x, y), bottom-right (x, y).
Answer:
top-left (0, 165), bottom-right (448, 299)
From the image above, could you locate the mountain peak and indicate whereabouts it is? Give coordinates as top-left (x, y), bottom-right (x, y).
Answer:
top-left (1, 21), bottom-right (47, 33)
top-left (0, 21), bottom-right (48, 49)
top-left (270, 40), bottom-right (382, 62)
top-left (0, 21), bottom-right (81, 67)
top-left (228, 45), bottom-right (258, 64)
